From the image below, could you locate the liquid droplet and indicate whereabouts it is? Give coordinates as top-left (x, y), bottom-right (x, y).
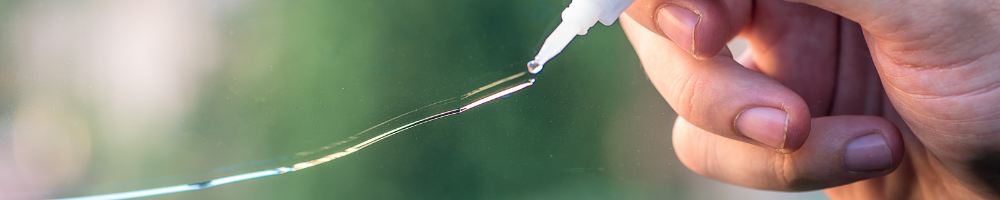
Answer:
top-left (527, 60), bottom-right (543, 74)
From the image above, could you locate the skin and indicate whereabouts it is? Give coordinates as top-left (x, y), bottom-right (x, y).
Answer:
top-left (619, 0), bottom-right (1000, 199)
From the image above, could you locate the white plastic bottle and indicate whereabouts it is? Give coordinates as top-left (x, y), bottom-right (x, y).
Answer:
top-left (528, 0), bottom-right (636, 74)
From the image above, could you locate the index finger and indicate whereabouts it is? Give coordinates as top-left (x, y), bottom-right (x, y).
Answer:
top-left (621, 13), bottom-right (812, 152)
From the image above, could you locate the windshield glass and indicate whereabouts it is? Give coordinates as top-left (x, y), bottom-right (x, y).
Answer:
top-left (0, 0), bottom-right (826, 199)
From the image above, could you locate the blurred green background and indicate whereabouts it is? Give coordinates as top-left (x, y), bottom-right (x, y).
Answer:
top-left (0, 0), bottom-right (827, 199)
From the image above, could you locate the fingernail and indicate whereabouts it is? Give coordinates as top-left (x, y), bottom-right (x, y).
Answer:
top-left (736, 107), bottom-right (788, 150)
top-left (843, 134), bottom-right (893, 172)
top-left (656, 5), bottom-right (700, 57)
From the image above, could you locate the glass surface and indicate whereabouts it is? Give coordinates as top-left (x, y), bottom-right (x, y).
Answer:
top-left (0, 0), bottom-right (827, 199)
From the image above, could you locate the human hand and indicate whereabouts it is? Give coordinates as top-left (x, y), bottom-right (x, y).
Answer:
top-left (620, 0), bottom-right (1000, 199)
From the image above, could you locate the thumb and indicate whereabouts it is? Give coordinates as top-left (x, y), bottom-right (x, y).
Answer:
top-left (624, 0), bottom-right (744, 60)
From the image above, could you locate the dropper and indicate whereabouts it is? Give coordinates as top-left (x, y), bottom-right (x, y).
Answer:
top-left (527, 0), bottom-right (636, 74)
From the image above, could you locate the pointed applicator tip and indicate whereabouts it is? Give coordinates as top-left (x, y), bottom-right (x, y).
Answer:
top-left (527, 60), bottom-right (543, 74)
